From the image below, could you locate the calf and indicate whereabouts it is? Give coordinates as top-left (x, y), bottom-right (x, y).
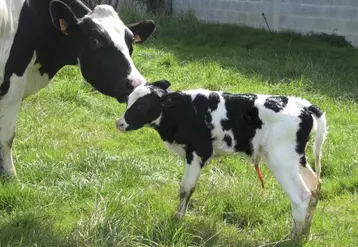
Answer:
top-left (116, 81), bottom-right (327, 238)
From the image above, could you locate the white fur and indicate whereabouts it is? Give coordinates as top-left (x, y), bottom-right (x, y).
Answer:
top-left (126, 84), bottom-right (151, 109)
top-left (88, 5), bottom-right (146, 88)
top-left (166, 142), bottom-right (186, 158)
top-left (176, 152), bottom-right (202, 219)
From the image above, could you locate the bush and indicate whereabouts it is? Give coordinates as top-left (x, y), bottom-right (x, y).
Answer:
top-left (134, 0), bottom-right (167, 14)
top-left (306, 32), bottom-right (353, 48)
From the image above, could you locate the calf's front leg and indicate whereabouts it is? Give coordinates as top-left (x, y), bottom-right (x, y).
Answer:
top-left (175, 152), bottom-right (204, 220)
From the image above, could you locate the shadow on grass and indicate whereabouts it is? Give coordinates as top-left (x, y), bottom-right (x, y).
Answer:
top-left (150, 215), bottom-right (311, 247)
top-left (124, 11), bottom-right (358, 101)
top-left (0, 214), bottom-right (73, 247)
top-left (149, 215), bottom-right (258, 247)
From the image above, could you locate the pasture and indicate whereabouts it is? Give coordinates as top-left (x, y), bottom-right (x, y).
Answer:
top-left (1, 11), bottom-right (358, 246)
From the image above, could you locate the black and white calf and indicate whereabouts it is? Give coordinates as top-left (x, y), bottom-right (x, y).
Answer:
top-left (0, 0), bottom-right (156, 177)
top-left (116, 81), bottom-right (327, 238)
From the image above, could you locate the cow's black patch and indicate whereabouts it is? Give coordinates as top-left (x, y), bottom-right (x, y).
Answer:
top-left (2, 0), bottom-right (90, 97)
top-left (223, 134), bottom-right (232, 147)
top-left (221, 93), bottom-right (262, 156)
top-left (208, 92), bottom-right (220, 111)
top-left (296, 110), bottom-right (314, 166)
top-left (264, 96), bottom-right (289, 112)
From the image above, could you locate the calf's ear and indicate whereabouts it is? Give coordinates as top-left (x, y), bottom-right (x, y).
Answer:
top-left (151, 80), bottom-right (171, 90)
top-left (49, 0), bottom-right (79, 35)
top-left (161, 92), bottom-right (187, 108)
top-left (127, 20), bottom-right (156, 43)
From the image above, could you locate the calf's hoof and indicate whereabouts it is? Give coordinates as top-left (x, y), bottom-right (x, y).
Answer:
top-left (174, 212), bottom-right (185, 221)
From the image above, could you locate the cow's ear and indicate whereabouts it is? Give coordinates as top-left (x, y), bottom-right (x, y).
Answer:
top-left (151, 80), bottom-right (171, 91)
top-left (49, 0), bottom-right (79, 35)
top-left (161, 92), bottom-right (187, 108)
top-left (127, 20), bottom-right (156, 43)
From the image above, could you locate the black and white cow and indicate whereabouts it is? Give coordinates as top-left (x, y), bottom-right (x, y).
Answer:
top-left (0, 0), bottom-right (156, 177)
top-left (116, 81), bottom-right (327, 238)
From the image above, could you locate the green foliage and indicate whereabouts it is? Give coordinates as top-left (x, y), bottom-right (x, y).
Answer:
top-left (1, 12), bottom-right (358, 246)
top-left (134, 0), bottom-right (166, 14)
top-left (306, 32), bottom-right (353, 48)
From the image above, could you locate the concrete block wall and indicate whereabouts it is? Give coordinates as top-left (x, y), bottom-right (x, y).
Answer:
top-left (172, 0), bottom-right (358, 46)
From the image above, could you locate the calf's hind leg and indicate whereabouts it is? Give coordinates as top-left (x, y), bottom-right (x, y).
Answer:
top-left (299, 162), bottom-right (321, 234)
top-left (175, 152), bottom-right (203, 220)
top-left (266, 147), bottom-right (315, 238)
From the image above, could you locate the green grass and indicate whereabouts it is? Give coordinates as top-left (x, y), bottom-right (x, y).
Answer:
top-left (1, 11), bottom-right (358, 246)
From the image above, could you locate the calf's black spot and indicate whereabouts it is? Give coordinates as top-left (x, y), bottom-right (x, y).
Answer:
top-left (296, 110), bottom-right (313, 166)
top-left (223, 134), bottom-right (232, 147)
top-left (208, 92), bottom-right (220, 111)
top-left (221, 93), bottom-right (262, 156)
top-left (264, 96), bottom-right (288, 112)
top-left (205, 112), bottom-right (214, 130)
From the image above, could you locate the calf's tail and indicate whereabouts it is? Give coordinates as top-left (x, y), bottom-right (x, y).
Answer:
top-left (306, 105), bottom-right (327, 180)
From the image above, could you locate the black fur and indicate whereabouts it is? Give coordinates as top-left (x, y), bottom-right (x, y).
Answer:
top-left (296, 110), bottom-right (314, 167)
top-left (306, 105), bottom-right (323, 118)
top-left (223, 134), bottom-right (232, 147)
top-left (221, 93), bottom-right (262, 156)
top-left (208, 92), bottom-right (220, 111)
top-left (264, 96), bottom-right (289, 112)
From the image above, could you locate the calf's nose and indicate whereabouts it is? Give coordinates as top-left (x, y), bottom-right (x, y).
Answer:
top-left (116, 118), bottom-right (128, 132)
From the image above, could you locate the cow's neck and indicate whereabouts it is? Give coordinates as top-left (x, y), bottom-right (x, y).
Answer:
top-left (1, 0), bottom-right (89, 97)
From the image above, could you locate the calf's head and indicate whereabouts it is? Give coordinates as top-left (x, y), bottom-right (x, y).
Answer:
top-left (49, 0), bottom-right (155, 102)
top-left (116, 80), bottom-right (171, 131)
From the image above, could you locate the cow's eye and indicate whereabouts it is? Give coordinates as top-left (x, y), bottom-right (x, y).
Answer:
top-left (89, 37), bottom-right (100, 48)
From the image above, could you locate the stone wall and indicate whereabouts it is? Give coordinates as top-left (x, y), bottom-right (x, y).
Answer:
top-left (172, 0), bottom-right (358, 46)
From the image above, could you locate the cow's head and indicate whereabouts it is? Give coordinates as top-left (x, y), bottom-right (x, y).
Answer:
top-left (49, 0), bottom-right (155, 102)
top-left (116, 80), bottom-right (171, 131)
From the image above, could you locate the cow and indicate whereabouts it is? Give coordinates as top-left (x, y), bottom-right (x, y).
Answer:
top-left (115, 81), bottom-right (327, 238)
top-left (0, 0), bottom-right (156, 178)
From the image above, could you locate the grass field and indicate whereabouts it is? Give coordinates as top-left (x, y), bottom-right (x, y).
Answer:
top-left (1, 11), bottom-right (358, 246)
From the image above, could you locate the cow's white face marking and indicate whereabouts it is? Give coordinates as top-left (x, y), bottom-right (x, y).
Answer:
top-left (89, 5), bottom-right (146, 88)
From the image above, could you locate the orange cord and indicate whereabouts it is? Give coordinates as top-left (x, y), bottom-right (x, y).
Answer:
top-left (255, 166), bottom-right (265, 188)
